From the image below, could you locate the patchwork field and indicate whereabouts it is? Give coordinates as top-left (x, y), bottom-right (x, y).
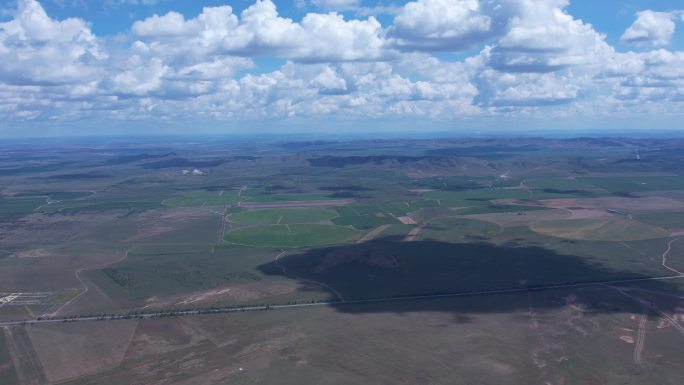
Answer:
top-left (3, 137), bottom-right (684, 384)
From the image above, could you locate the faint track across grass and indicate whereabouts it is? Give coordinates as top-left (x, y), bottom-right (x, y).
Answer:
top-left (661, 238), bottom-right (684, 276)
top-left (610, 285), bottom-right (684, 340)
top-left (357, 224), bottom-right (391, 243)
top-left (2, 326), bottom-right (47, 385)
top-left (46, 247), bottom-right (135, 318)
top-left (634, 308), bottom-right (647, 365)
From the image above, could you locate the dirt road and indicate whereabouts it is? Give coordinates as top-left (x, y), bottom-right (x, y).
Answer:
top-left (357, 224), bottom-right (391, 243)
top-left (5, 274), bottom-right (684, 327)
top-left (662, 238), bottom-right (684, 276)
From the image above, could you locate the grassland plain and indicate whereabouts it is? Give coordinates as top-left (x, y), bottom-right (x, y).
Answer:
top-left (246, 193), bottom-right (337, 202)
top-left (89, 244), bottom-right (330, 310)
top-left (455, 204), bottom-right (549, 215)
top-left (634, 212), bottom-right (684, 231)
top-left (423, 188), bottom-right (534, 207)
top-left (0, 330), bottom-right (20, 384)
top-left (666, 238), bottom-right (684, 274)
top-left (37, 189), bottom-right (172, 213)
top-left (25, 320), bottom-right (139, 384)
top-left (579, 175), bottom-right (684, 193)
top-left (66, 211), bottom-right (222, 245)
top-left (3, 137), bottom-right (684, 384)
top-left (40, 288), bottom-right (684, 385)
top-left (0, 196), bottom-right (45, 214)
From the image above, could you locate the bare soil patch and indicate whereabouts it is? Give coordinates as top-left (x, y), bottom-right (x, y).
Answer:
top-left (122, 225), bottom-right (177, 242)
top-left (619, 335), bottom-right (635, 344)
top-left (403, 225), bottom-right (424, 242)
top-left (146, 281), bottom-right (300, 308)
top-left (566, 209), bottom-right (614, 220)
top-left (0, 212), bottom-right (119, 245)
top-left (397, 216), bottom-right (417, 225)
top-left (11, 248), bottom-right (51, 258)
top-left (234, 332), bottom-right (306, 359)
top-left (357, 224), bottom-right (391, 243)
top-left (121, 208), bottom-right (218, 242)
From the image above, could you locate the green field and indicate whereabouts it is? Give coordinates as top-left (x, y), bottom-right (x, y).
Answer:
top-left (163, 190), bottom-right (241, 207)
top-left (39, 197), bottom-right (165, 213)
top-left (634, 212), bottom-right (684, 230)
top-left (423, 188), bottom-right (533, 207)
top-left (331, 214), bottom-right (399, 230)
top-left (95, 244), bottom-right (311, 306)
top-left (580, 176), bottom-right (684, 193)
top-left (229, 208), bottom-right (337, 225)
top-left (224, 224), bottom-right (360, 247)
top-left (246, 193), bottom-right (336, 202)
top-left (0, 196), bottom-right (44, 214)
top-left (418, 218), bottom-right (501, 242)
top-left (524, 177), bottom-right (597, 191)
top-left (456, 204), bottom-right (548, 215)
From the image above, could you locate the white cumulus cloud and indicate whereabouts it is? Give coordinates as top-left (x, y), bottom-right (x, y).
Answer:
top-left (488, 0), bottom-right (611, 73)
top-left (388, 0), bottom-right (493, 51)
top-left (0, 0), bottom-right (105, 85)
top-left (2, 0), bottom-right (684, 129)
top-left (133, 1), bottom-right (387, 62)
top-left (621, 10), bottom-right (676, 46)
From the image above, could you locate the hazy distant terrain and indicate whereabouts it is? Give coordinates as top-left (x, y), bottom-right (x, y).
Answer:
top-left (2, 137), bottom-right (684, 384)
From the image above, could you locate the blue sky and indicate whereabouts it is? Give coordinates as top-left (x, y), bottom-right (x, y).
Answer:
top-left (2, 0), bottom-right (684, 137)
top-left (30, 1), bottom-right (684, 47)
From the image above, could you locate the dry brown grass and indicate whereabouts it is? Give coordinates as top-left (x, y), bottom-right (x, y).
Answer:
top-left (0, 251), bottom-right (121, 292)
top-left (536, 196), bottom-right (684, 212)
top-left (0, 212), bottom-right (119, 246)
top-left (144, 281), bottom-right (300, 309)
top-left (530, 218), bottom-right (669, 241)
top-left (26, 320), bottom-right (138, 383)
top-left (464, 209), bottom-right (569, 227)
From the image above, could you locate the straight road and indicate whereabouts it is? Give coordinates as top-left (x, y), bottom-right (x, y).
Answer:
top-left (2, 274), bottom-right (684, 327)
